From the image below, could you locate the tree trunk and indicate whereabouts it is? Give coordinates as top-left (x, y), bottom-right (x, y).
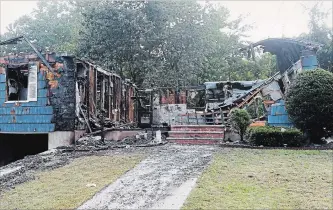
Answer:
top-left (240, 131), bottom-right (244, 142)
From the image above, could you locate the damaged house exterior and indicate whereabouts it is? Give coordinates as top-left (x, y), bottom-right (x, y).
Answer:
top-left (0, 36), bottom-right (323, 160)
top-left (216, 38), bottom-right (320, 126)
top-left (0, 36), bottom-right (137, 165)
top-left (150, 38), bottom-right (321, 143)
top-left (153, 38), bottom-right (320, 127)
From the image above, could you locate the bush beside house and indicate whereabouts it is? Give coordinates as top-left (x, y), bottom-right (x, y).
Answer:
top-left (286, 69), bottom-right (333, 143)
top-left (248, 126), bottom-right (305, 147)
top-left (230, 109), bottom-right (251, 142)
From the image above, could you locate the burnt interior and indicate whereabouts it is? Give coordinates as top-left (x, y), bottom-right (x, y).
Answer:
top-left (6, 65), bottom-right (29, 101)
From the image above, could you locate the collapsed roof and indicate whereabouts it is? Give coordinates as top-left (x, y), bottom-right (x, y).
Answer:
top-left (217, 72), bottom-right (281, 109)
top-left (247, 38), bottom-right (322, 73)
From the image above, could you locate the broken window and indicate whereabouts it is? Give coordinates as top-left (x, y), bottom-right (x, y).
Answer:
top-left (6, 62), bottom-right (38, 102)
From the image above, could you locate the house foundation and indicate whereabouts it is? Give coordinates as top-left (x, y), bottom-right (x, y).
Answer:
top-left (48, 131), bottom-right (74, 149)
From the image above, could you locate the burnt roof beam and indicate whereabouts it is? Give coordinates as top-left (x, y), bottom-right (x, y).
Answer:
top-left (0, 35), bottom-right (54, 74)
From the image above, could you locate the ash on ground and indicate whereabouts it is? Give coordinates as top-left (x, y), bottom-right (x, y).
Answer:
top-left (0, 149), bottom-right (78, 192)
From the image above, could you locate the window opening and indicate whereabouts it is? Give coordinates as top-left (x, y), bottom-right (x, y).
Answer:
top-left (6, 62), bottom-right (38, 102)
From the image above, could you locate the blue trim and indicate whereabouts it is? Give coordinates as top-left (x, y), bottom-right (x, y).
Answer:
top-left (0, 97), bottom-right (49, 107)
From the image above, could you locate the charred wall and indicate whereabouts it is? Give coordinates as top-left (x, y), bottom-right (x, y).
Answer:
top-left (49, 56), bottom-right (76, 131)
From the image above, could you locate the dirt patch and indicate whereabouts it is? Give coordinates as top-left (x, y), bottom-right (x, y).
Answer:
top-left (78, 145), bottom-right (216, 209)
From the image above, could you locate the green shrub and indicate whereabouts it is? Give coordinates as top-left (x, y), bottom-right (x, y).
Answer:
top-left (286, 69), bottom-right (333, 143)
top-left (248, 126), bottom-right (305, 147)
top-left (230, 108), bottom-right (251, 142)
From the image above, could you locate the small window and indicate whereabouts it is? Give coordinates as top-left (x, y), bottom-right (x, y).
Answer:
top-left (6, 62), bottom-right (38, 102)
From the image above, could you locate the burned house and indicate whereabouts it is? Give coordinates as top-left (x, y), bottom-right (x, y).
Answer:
top-left (151, 38), bottom-right (321, 128)
top-left (204, 38), bottom-right (321, 127)
top-left (0, 36), bottom-right (137, 166)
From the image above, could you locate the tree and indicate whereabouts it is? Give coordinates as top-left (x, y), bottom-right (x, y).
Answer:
top-left (0, 0), bottom-right (80, 55)
top-left (1, 0), bottom-right (276, 88)
top-left (78, 1), bottom-right (253, 87)
top-left (78, 1), bottom-right (163, 85)
top-left (230, 108), bottom-right (251, 142)
top-left (286, 69), bottom-right (333, 143)
top-left (298, 2), bottom-right (333, 72)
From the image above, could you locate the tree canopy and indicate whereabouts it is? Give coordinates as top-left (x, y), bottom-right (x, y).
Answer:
top-left (0, 0), bottom-right (80, 54)
top-left (1, 1), bottom-right (330, 88)
top-left (298, 2), bottom-right (333, 72)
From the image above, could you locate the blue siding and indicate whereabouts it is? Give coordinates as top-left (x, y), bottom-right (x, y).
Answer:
top-left (301, 55), bottom-right (318, 70)
top-left (38, 72), bottom-right (45, 80)
top-left (0, 65), bottom-right (54, 133)
top-left (0, 123), bottom-right (54, 133)
top-left (270, 104), bottom-right (287, 116)
top-left (38, 81), bottom-right (47, 89)
top-left (0, 115), bottom-right (53, 123)
top-left (0, 75), bottom-right (5, 83)
top-left (267, 100), bottom-right (293, 127)
top-left (0, 107), bottom-right (53, 115)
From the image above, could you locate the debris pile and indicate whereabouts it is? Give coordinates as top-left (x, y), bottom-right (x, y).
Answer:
top-left (73, 131), bottom-right (167, 152)
top-left (75, 136), bottom-right (109, 151)
top-left (120, 131), bottom-right (167, 147)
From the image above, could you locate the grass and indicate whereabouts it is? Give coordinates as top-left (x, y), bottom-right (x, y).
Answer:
top-left (0, 154), bottom-right (144, 210)
top-left (183, 149), bottom-right (333, 209)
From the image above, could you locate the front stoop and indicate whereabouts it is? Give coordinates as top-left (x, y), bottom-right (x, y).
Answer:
top-left (167, 125), bottom-right (225, 145)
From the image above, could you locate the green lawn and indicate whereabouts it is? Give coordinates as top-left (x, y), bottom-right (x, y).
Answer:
top-left (183, 149), bottom-right (333, 209)
top-left (0, 155), bottom-right (144, 210)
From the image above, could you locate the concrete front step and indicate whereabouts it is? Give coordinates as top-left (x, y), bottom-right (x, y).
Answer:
top-left (167, 137), bottom-right (222, 145)
top-left (168, 131), bottom-right (224, 139)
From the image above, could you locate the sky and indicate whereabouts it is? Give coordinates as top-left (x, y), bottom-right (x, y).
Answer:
top-left (0, 0), bottom-right (332, 42)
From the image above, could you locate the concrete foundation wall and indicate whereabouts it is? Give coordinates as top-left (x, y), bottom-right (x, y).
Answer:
top-left (48, 131), bottom-right (74, 149)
